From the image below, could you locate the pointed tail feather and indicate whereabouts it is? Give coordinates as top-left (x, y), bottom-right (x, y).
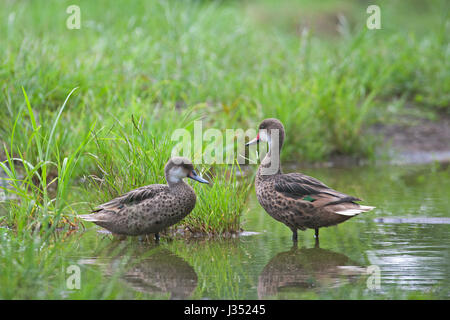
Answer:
top-left (359, 205), bottom-right (376, 211)
top-left (79, 214), bottom-right (101, 222)
top-left (335, 209), bottom-right (364, 216)
top-left (335, 205), bottom-right (376, 216)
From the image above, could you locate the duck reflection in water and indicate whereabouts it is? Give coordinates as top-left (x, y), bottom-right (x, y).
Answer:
top-left (82, 246), bottom-right (197, 299)
top-left (121, 248), bottom-right (198, 299)
top-left (258, 244), bottom-right (366, 299)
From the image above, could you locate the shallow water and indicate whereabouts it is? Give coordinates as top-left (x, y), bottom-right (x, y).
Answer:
top-left (65, 162), bottom-right (449, 299)
top-left (2, 163), bottom-right (449, 299)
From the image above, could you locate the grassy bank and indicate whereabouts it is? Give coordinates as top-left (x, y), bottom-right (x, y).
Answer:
top-left (1, 0), bottom-right (448, 159)
top-left (0, 89), bottom-right (251, 234)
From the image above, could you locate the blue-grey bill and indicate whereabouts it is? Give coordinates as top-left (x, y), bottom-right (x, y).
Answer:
top-left (189, 170), bottom-right (209, 184)
top-left (245, 137), bottom-right (259, 146)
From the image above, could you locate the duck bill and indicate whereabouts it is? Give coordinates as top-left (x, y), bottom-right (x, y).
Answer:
top-left (245, 134), bottom-right (260, 146)
top-left (188, 170), bottom-right (209, 184)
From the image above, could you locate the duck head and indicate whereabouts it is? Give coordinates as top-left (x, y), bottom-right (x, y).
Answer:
top-left (165, 157), bottom-right (209, 185)
top-left (246, 118), bottom-right (285, 151)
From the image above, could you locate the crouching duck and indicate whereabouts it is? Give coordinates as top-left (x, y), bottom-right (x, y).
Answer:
top-left (246, 118), bottom-right (375, 243)
top-left (80, 157), bottom-right (208, 241)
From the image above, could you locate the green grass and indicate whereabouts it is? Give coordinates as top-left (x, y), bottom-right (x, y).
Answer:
top-left (1, 0), bottom-right (448, 165)
top-left (182, 163), bottom-right (251, 235)
top-left (1, 0), bottom-right (447, 232)
top-left (0, 226), bottom-right (156, 299)
top-left (1, 87), bottom-right (251, 235)
top-left (0, 88), bottom-right (92, 233)
top-left (80, 110), bottom-right (252, 235)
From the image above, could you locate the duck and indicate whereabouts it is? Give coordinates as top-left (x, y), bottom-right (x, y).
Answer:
top-left (246, 118), bottom-right (375, 243)
top-left (79, 157), bottom-right (209, 241)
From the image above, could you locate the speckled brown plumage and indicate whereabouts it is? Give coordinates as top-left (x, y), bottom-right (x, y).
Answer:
top-left (247, 118), bottom-right (375, 242)
top-left (80, 157), bottom-right (208, 239)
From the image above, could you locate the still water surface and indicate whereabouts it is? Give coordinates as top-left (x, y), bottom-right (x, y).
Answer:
top-left (66, 162), bottom-right (450, 299)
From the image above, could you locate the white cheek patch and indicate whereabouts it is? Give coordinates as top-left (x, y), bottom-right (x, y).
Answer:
top-left (259, 130), bottom-right (272, 152)
top-left (168, 167), bottom-right (187, 183)
top-left (259, 130), bottom-right (269, 142)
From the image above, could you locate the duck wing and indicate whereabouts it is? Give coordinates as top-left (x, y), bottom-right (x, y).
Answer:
top-left (79, 184), bottom-right (170, 223)
top-left (94, 184), bottom-right (169, 213)
top-left (274, 173), bottom-right (361, 206)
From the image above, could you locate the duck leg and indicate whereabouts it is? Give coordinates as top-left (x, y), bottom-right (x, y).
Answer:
top-left (314, 228), bottom-right (320, 247)
top-left (112, 233), bottom-right (127, 241)
top-left (292, 229), bottom-right (298, 242)
top-left (154, 233), bottom-right (160, 242)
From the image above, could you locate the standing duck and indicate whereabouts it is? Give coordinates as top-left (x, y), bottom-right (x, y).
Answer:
top-left (246, 118), bottom-right (374, 243)
top-left (80, 157), bottom-right (208, 241)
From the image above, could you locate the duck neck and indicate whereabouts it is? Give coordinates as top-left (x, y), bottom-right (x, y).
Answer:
top-left (259, 136), bottom-right (282, 176)
top-left (166, 175), bottom-right (188, 189)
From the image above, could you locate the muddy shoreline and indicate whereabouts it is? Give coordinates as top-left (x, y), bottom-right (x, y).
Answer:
top-left (301, 109), bottom-right (450, 168)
